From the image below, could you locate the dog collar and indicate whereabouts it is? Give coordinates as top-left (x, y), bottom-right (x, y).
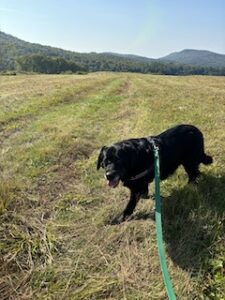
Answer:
top-left (127, 169), bottom-right (151, 181)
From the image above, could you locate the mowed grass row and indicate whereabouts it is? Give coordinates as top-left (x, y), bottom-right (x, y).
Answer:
top-left (0, 73), bottom-right (224, 299)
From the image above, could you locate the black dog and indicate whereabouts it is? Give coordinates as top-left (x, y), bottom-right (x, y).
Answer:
top-left (97, 124), bottom-right (213, 222)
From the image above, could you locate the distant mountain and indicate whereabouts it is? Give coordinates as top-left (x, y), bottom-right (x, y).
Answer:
top-left (0, 31), bottom-right (94, 70)
top-left (1, 31), bottom-right (225, 75)
top-left (160, 49), bottom-right (225, 68)
top-left (0, 31), bottom-right (157, 71)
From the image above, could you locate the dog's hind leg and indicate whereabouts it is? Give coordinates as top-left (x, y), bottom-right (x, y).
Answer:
top-left (183, 162), bottom-right (201, 183)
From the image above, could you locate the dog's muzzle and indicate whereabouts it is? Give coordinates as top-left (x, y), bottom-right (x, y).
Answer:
top-left (104, 172), bottom-right (120, 188)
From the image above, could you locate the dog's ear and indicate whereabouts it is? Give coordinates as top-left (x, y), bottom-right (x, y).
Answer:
top-left (97, 146), bottom-right (106, 170)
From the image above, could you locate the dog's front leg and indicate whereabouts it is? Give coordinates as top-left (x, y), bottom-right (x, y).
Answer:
top-left (121, 190), bottom-right (140, 222)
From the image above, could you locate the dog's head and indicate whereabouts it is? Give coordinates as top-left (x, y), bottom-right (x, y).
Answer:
top-left (97, 145), bottom-right (127, 188)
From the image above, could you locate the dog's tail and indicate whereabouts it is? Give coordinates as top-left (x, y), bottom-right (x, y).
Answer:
top-left (201, 153), bottom-right (213, 165)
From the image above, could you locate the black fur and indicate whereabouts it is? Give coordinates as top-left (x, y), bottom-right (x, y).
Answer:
top-left (97, 124), bottom-right (213, 222)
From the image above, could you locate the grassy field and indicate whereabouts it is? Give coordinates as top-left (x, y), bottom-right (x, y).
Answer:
top-left (0, 72), bottom-right (224, 300)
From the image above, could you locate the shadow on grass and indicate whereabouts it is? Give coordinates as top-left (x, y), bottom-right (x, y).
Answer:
top-left (107, 173), bottom-right (225, 277)
top-left (108, 209), bottom-right (155, 225)
top-left (162, 173), bottom-right (225, 277)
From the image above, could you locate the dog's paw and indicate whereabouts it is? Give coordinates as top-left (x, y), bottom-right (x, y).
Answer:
top-left (117, 214), bottom-right (125, 224)
top-left (110, 213), bottom-right (132, 225)
top-left (108, 213), bottom-right (123, 225)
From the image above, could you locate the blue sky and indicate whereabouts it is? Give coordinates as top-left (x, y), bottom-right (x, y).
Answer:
top-left (0, 0), bottom-right (224, 58)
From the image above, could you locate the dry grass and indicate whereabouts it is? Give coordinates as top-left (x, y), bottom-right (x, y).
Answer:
top-left (0, 73), bottom-right (224, 299)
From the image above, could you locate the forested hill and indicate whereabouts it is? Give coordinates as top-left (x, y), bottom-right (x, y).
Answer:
top-left (1, 31), bottom-right (225, 75)
top-left (160, 49), bottom-right (225, 68)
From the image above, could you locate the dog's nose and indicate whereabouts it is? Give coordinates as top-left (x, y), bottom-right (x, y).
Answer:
top-left (105, 171), bottom-right (116, 181)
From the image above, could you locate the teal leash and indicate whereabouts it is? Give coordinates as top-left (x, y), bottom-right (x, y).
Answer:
top-left (152, 141), bottom-right (177, 300)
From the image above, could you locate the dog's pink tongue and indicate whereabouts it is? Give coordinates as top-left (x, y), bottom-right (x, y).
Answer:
top-left (107, 180), bottom-right (115, 187)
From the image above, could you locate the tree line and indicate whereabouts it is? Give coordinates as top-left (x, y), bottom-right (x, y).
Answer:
top-left (15, 54), bottom-right (225, 76)
top-left (16, 55), bottom-right (86, 74)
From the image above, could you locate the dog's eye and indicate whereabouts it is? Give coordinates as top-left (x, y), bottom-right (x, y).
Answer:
top-left (103, 159), bottom-right (110, 166)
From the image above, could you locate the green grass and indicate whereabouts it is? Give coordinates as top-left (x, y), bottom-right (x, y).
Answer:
top-left (0, 72), bottom-right (224, 299)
